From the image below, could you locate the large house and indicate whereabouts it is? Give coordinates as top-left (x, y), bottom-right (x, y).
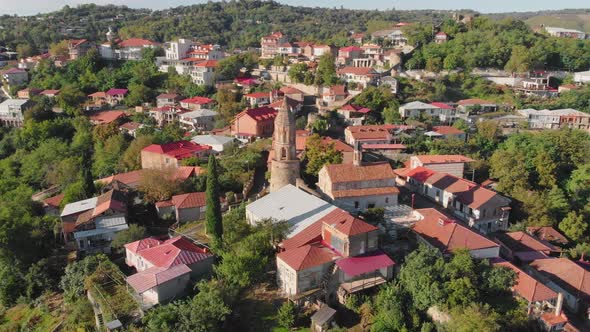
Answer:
top-left (141, 141), bottom-right (211, 169)
top-left (412, 208), bottom-right (500, 259)
top-left (494, 231), bottom-right (559, 263)
top-left (337, 46), bottom-right (363, 66)
top-left (150, 105), bottom-right (191, 126)
top-left (2, 68), bottom-right (28, 87)
top-left (344, 124), bottom-right (412, 146)
top-left (190, 60), bottom-right (218, 86)
top-left (409, 154), bottom-right (474, 178)
top-left (261, 32), bottom-right (288, 58)
top-left (399, 101), bottom-right (441, 119)
top-left (97, 166), bottom-right (202, 190)
top-left (243, 92), bottom-right (271, 107)
top-left (231, 107), bottom-right (277, 139)
top-left (191, 135), bottom-right (236, 153)
top-left (518, 108), bottom-right (590, 131)
top-left (0, 99), bottom-right (34, 127)
top-left (400, 166), bottom-right (511, 234)
top-left (60, 189), bottom-right (128, 252)
top-left (276, 208), bottom-right (395, 304)
top-left (125, 236), bottom-right (214, 307)
top-left (68, 39), bottom-right (95, 60)
top-left (317, 162), bottom-right (399, 212)
top-left (179, 96), bottom-right (216, 110)
top-left (544, 26), bottom-right (586, 39)
top-left (321, 85), bottom-right (348, 106)
top-left (336, 105), bottom-right (371, 126)
top-left (178, 109), bottom-right (218, 131)
top-left (155, 192), bottom-right (208, 223)
top-left (156, 93), bottom-right (182, 108)
top-left (337, 67), bottom-right (378, 88)
top-left (100, 37), bottom-right (158, 61)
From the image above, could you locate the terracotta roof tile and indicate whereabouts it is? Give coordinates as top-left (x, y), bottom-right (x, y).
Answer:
top-left (180, 96), bottom-right (215, 105)
top-left (133, 236), bottom-right (212, 268)
top-left (527, 227), bottom-right (569, 245)
top-left (332, 187), bottom-right (399, 199)
top-left (236, 107), bottom-right (277, 122)
top-left (126, 264), bottom-right (191, 294)
top-left (324, 163), bottom-right (395, 183)
top-left (414, 154), bottom-right (474, 164)
top-left (490, 258), bottom-right (557, 303)
top-left (142, 141), bottom-right (211, 160)
top-left (117, 38), bottom-right (157, 48)
top-left (244, 92), bottom-right (270, 99)
top-left (495, 231), bottom-right (558, 254)
top-left (88, 111), bottom-right (127, 124)
top-left (432, 126), bottom-right (464, 135)
top-left (124, 236), bottom-right (163, 253)
top-left (530, 258), bottom-right (590, 301)
top-left (322, 208), bottom-right (378, 236)
top-left (43, 193), bottom-right (65, 208)
top-left (171, 192), bottom-right (206, 209)
top-left (277, 243), bottom-right (339, 271)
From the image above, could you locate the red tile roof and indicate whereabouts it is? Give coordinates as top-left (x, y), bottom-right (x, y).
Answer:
top-left (527, 227), bottom-right (569, 245)
top-left (88, 91), bottom-right (106, 98)
top-left (414, 154), bottom-right (474, 164)
top-left (124, 236), bottom-right (163, 253)
top-left (490, 258), bottom-right (557, 303)
top-left (530, 258), bottom-right (590, 301)
top-left (40, 89), bottom-right (60, 96)
top-left (180, 96), bottom-right (215, 105)
top-left (236, 107), bottom-right (277, 122)
top-left (105, 88), bottom-right (128, 96)
top-left (88, 111), bottom-right (127, 124)
top-left (339, 104), bottom-right (371, 114)
top-left (43, 193), bottom-right (65, 208)
top-left (333, 187), bottom-right (400, 199)
top-left (142, 141), bottom-right (211, 160)
top-left (118, 38), bottom-right (157, 48)
top-left (404, 166), bottom-right (436, 182)
top-left (279, 86), bottom-right (304, 95)
top-left (432, 126), bottom-right (464, 135)
top-left (324, 162), bottom-right (396, 183)
top-left (361, 143), bottom-right (406, 150)
top-left (244, 92), bottom-right (270, 99)
top-left (171, 192), bottom-right (206, 209)
top-left (346, 124), bottom-right (412, 141)
top-left (277, 243), bottom-right (339, 271)
top-left (131, 236), bottom-right (212, 268)
top-left (324, 85), bottom-right (347, 97)
top-left (338, 67), bottom-right (376, 76)
top-left (157, 93), bottom-right (180, 99)
top-left (495, 231), bottom-right (558, 254)
top-left (339, 46), bottom-right (363, 53)
top-left (194, 60), bottom-right (218, 67)
top-left (322, 208), bottom-right (378, 236)
top-left (336, 251), bottom-right (395, 277)
top-left (119, 121), bottom-right (142, 131)
top-left (69, 39), bottom-right (88, 48)
top-left (280, 219), bottom-right (324, 251)
top-left (126, 264), bottom-right (191, 294)
top-left (430, 102), bottom-right (454, 109)
top-left (412, 208), bottom-right (499, 254)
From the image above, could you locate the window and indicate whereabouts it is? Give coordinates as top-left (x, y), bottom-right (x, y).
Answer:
top-left (354, 201), bottom-right (359, 209)
top-left (368, 203), bottom-right (375, 209)
top-left (487, 222), bottom-right (492, 232)
top-left (482, 209), bottom-right (486, 218)
top-left (385, 197), bottom-right (389, 204)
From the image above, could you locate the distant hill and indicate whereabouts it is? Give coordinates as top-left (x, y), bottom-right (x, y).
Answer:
top-left (486, 9), bottom-right (590, 33)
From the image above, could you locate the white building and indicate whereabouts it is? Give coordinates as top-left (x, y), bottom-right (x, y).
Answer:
top-left (191, 135), bottom-right (236, 153)
top-left (544, 27), bottom-right (586, 39)
top-left (190, 60), bottom-right (217, 86)
top-left (178, 109), bottom-right (218, 131)
top-left (0, 98), bottom-right (34, 127)
top-left (73, 215), bottom-right (128, 254)
top-left (574, 70), bottom-right (590, 84)
top-left (2, 68), bottom-right (28, 87)
top-left (399, 101), bottom-right (441, 119)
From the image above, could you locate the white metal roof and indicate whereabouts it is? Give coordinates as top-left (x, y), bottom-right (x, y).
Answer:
top-left (400, 101), bottom-right (438, 110)
top-left (73, 223), bottom-right (128, 239)
top-left (60, 197), bottom-right (98, 217)
top-left (191, 135), bottom-right (235, 146)
top-left (246, 184), bottom-right (337, 238)
top-left (95, 214), bottom-right (127, 228)
top-left (0, 99), bottom-right (30, 107)
top-left (179, 109), bottom-right (218, 119)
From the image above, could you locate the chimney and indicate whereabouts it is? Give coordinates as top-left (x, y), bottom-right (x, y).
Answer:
top-left (555, 293), bottom-right (564, 317)
top-left (353, 141), bottom-right (362, 166)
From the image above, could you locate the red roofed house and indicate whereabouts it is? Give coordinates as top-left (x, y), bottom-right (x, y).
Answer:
top-left (491, 258), bottom-right (558, 310)
top-left (337, 104), bottom-right (372, 126)
top-left (244, 91), bottom-right (271, 107)
top-left (231, 107), bottom-right (278, 138)
top-left (494, 231), bottom-right (560, 263)
top-left (88, 91), bottom-right (107, 106)
top-left (527, 226), bottom-right (569, 246)
top-left (68, 39), bottom-right (95, 60)
top-left (317, 162), bottom-right (399, 212)
top-left (125, 236), bottom-right (214, 307)
top-left (434, 32), bottom-right (448, 44)
top-left (2, 67), bottom-right (28, 87)
top-left (179, 96), bottom-right (215, 110)
top-left (261, 31), bottom-right (288, 58)
top-left (412, 208), bottom-right (500, 259)
top-left (337, 67), bottom-right (378, 88)
top-left (190, 60), bottom-right (218, 86)
top-left (150, 105), bottom-right (192, 126)
top-left (141, 141), bottom-right (211, 170)
top-left (39, 89), bottom-right (60, 98)
top-left (119, 121), bottom-right (143, 137)
top-left (276, 208), bottom-right (395, 303)
top-left (155, 192), bottom-right (207, 222)
top-left (430, 126), bottom-right (466, 141)
top-left (17, 87), bottom-right (42, 99)
top-left (410, 154), bottom-right (474, 178)
top-left (528, 258), bottom-right (590, 314)
top-left (321, 85), bottom-right (348, 106)
top-left (97, 166), bottom-right (202, 190)
top-left (105, 88), bottom-right (128, 105)
top-left (402, 166), bottom-right (511, 234)
top-left (43, 193), bottom-right (65, 216)
top-left (88, 110), bottom-right (127, 125)
top-left (344, 124), bottom-right (412, 146)
top-left (337, 46), bottom-right (363, 66)
top-left (100, 35), bottom-right (158, 61)
top-left (156, 93), bottom-right (182, 108)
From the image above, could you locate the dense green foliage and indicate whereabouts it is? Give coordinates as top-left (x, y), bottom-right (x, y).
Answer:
top-left (206, 155), bottom-right (223, 248)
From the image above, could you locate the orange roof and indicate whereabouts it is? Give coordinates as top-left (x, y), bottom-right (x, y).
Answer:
top-left (194, 60), bottom-right (218, 67)
top-left (280, 219), bottom-right (324, 251)
top-left (491, 258), bottom-right (557, 303)
top-left (98, 170), bottom-right (143, 186)
top-left (43, 193), bottom-right (65, 208)
top-left (236, 107), bottom-right (277, 122)
top-left (279, 86), bottom-right (303, 95)
top-left (346, 124), bottom-right (412, 141)
top-left (496, 231), bottom-right (558, 253)
top-left (432, 126), bottom-right (464, 135)
top-left (118, 38), bottom-right (157, 48)
top-left (322, 208), bottom-right (378, 236)
top-left (88, 111), bottom-right (127, 124)
top-left (297, 136), bottom-right (353, 153)
top-left (171, 192), bottom-right (206, 209)
top-left (414, 154), bottom-right (474, 164)
top-left (412, 208), bottom-right (499, 253)
top-left (540, 312), bottom-right (568, 327)
top-left (88, 91), bottom-right (106, 98)
top-left (323, 85), bottom-right (347, 97)
top-left (244, 92), bottom-right (270, 99)
top-left (338, 66), bottom-right (376, 76)
top-left (530, 258), bottom-right (590, 301)
top-left (324, 162), bottom-right (396, 183)
top-left (277, 243), bottom-right (339, 271)
top-left (527, 227), bottom-right (569, 245)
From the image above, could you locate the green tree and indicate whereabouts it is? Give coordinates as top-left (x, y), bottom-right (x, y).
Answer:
top-left (398, 245), bottom-right (445, 310)
top-left (277, 301), bottom-right (296, 329)
top-left (302, 134), bottom-right (343, 177)
top-left (206, 155), bottom-right (223, 247)
top-left (120, 135), bottom-right (154, 171)
top-left (559, 211), bottom-right (587, 241)
top-left (111, 224), bottom-right (147, 250)
top-left (176, 280), bottom-right (232, 332)
top-left (0, 255), bottom-right (25, 306)
top-left (504, 45), bottom-right (531, 73)
top-left (444, 303), bottom-right (501, 332)
top-left (56, 84), bottom-right (85, 115)
top-left (288, 63), bottom-right (308, 83)
top-left (567, 164), bottom-right (590, 207)
top-left (315, 54), bottom-right (338, 86)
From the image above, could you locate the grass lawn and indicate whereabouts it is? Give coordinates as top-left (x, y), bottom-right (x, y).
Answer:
top-left (0, 293), bottom-right (64, 332)
top-left (174, 219), bottom-right (210, 244)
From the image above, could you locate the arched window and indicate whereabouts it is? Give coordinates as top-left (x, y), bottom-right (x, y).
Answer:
top-left (281, 147), bottom-right (287, 160)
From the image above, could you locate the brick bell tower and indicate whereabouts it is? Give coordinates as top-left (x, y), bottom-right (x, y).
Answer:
top-left (269, 97), bottom-right (300, 192)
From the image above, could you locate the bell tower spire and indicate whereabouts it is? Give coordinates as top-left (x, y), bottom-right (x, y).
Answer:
top-left (269, 97), bottom-right (300, 192)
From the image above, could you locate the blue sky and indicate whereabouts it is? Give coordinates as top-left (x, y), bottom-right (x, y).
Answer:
top-left (1, 0), bottom-right (589, 16)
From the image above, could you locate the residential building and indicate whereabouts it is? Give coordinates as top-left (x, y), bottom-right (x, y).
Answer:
top-left (155, 192), bottom-right (207, 222)
top-left (2, 68), bottom-right (28, 87)
top-left (276, 208), bottom-right (395, 303)
top-left (401, 167), bottom-right (512, 234)
top-left (39, 89), bottom-right (60, 98)
top-left (100, 37), bottom-right (158, 61)
top-left (456, 98), bottom-right (498, 118)
top-left (434, 32), bottom-right (448, 43)
top-left (515, 74), bottom-right (558, 98)
top-left (518, 108), bottom-right (590, 131)
top-left (574, 70), bottom-right (590, 84)
top-left (150, 105), bottom-right (191, 126)
top-left (494, 231), bottom-right (560, 263)
top-left (544, 27), bottom-right (586, 39)
top-left (119, 121), bottom-right (143, 137)
top-left (88, 91), bottom-right (107, 106)
top-left (412, 208), bottom-right (500, 259)
top-left (105, 88), bottom-right (128, 105)
top-left (529, 258), bottom-right (590, 313)
top-left (337, 46), bottom-right (363, 66)
top-left (17, 88), bottom-right (42, 99)
top-left (379, 76), bottom-right (399, 94)
top-left (231, 107), bottom-right (277, 139)
top-left (178, 109), bottom-right (218, 131)
top-left (125, 236), bottom-right (214, 307)
top-left (371, 26), bottom-right (408, 46)
top-left (244, 91), bottom-right (271, 107)
top-left (179, 96), bottom-right (215, 110)
top-left (409, 154), bottom-right (474, 178)
top-left (88, 110), bottom-right (127, 125)
top-left (0, 99), bottom-right (34, 127)
top-left (399, 101), bottom-right (441, 119)
top-left (156, 93), bottom-right (182, 108)
top-left (276, 86), bottom-right (305, 103)
top-left (429, 102), bottom-right (456, 122)
top-left (97, 166), bottom-right (202, 190)
top-left (42, 193), bottom-right (65, 216)
top-left (261, 31), bottom-right (288, 58)
top-left (190, 60), bottom-right (217, 86)
top-left (336, 104), bottom-right (371, 126)
top-left (321, 85), bottom-right (348, 106)
top-left (141, 141), bottom-right (211, 169)
top-left (191, 135), bottom-right (236, 153)
top-left (526, 226), bottom-right (569, 247)
top-left (337, 67), bottom-right (378, 88)
top-left (317, 163), bottom-right (399, 212)
top-left (246, 184), bottom-right (337, 237)
top-left (60, 189), bottom-right (128, 245)
top-left (491, 258), bottom-right (558, 310)
top-left (427, 126), bottom-right (466, 141)
top-left (344, 124), bottom-right (397, 146)
top-left (68, 39), bottom-right (95, 60)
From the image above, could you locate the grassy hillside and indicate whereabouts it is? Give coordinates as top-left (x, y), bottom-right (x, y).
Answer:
top-left (525, 14), bottom-right (590, 33)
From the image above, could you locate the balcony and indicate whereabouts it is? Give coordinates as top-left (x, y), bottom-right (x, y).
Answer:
top-left (340, 274), bottom-right (387, 293)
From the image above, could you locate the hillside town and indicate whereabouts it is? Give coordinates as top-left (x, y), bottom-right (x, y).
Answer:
top-left (1, 1), bottom-right (590, 331)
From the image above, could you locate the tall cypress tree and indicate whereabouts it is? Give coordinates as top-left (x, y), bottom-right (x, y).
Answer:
top-left (205, 154), bottom-right (223, 247)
